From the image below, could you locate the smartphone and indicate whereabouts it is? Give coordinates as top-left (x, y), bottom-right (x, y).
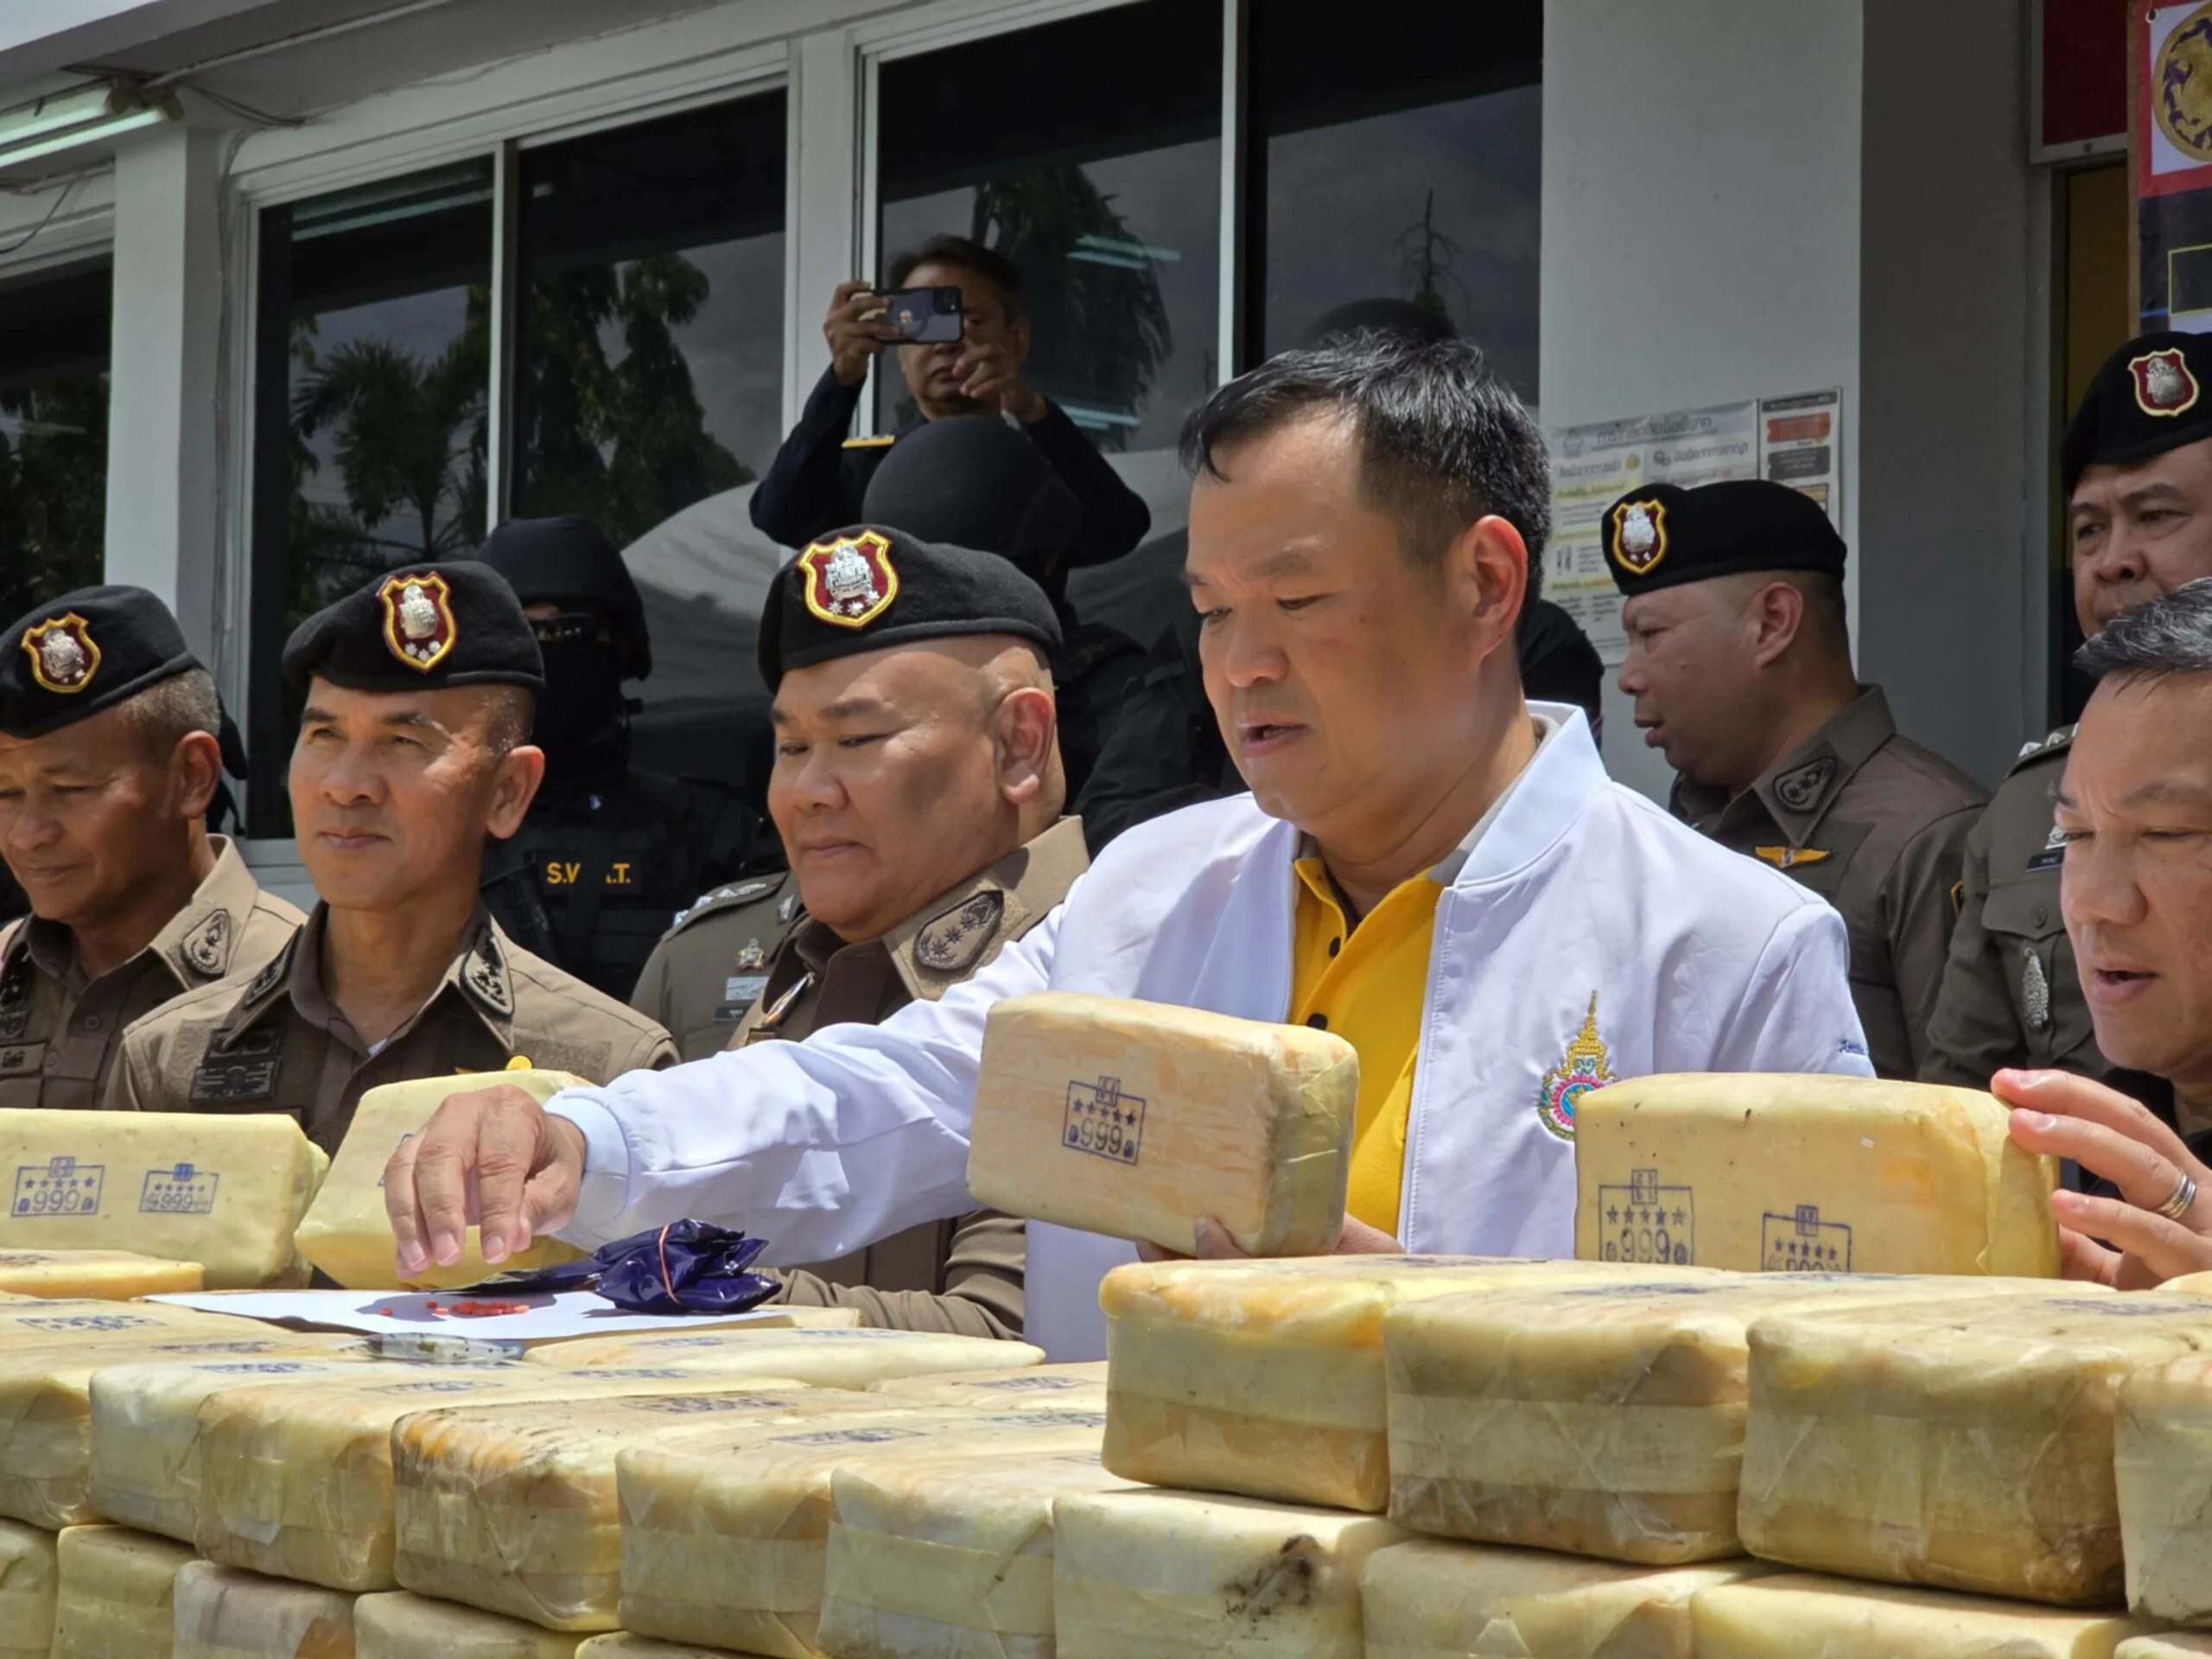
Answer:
top-left (876, 284), bottom-right (964, 344)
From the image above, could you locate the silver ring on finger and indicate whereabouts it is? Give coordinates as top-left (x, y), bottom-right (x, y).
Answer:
top-left (2152, 1171), bottom-right (2200, 1224)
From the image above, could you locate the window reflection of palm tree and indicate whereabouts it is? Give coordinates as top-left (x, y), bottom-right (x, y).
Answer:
top-left (288, 291), bottom-right (489, 626)
top-left (0, 377), bottom-right (107, 613)
top-left (964, 166), bottom-right (1172, 454)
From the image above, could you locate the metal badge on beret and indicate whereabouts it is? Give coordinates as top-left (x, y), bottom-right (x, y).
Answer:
top-left (1772, 757), bottom-right (1836, 813)
top-left (378, 571), bottom-right (459, 671)
top-left (2131, 347), bottom-right (2202, 418)
top-left (797, 531), bottom-right (899, 629)
top-left (21, 613), bottom-right (100, 695)
top-left (915, 890), bottom-right (1005, 975)
top-left (1608, 499), bottom-right (1668, 578)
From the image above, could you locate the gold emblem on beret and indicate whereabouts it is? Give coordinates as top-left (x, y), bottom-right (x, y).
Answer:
top-left (21, 613), bottom-right (99, 694)
top-left (797, 531), bottom-right (899, 630)
top-left (1608, 499), bottom-right (1668, 577)
top-left (377, 571), bottom-right (457, 672)
top-left (2129, 348), bottom-right (2201, 418)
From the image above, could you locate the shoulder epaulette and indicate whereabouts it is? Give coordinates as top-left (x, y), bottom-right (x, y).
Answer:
top-left (668, 875), bottom-right (785, 933)
top-left (841, 435), bottom-right (898, 450)
top-left (2009, 724), bottom-right (2075, 775)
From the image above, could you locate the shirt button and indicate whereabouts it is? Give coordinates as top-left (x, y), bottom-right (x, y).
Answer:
top-left (1327, 938), bottom-right (1342, 958)
top-left (42, 1052), bottom-right (59, 1071)
top-left (77, 1014), bottom-right (101, 1033)
top-left (1306, 1013), bottom-right (1329, 1031)
top-left (2031, 906), bottom-right (2048, 928)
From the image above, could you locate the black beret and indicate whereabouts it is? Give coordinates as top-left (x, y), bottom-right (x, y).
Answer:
top-left (2061, 332), bottom-right (2212, 499)
top-left (1603, 480), bottom-right (1846, 598)
top-left (757, 524), bottom-right (1062, 692)
top-left (861, 415), bottom-right (1081, 573)
top-left (0, 585), bottom-right (200, 740)
top-left (476, 514), bottom-right (652, 680)
top-left (283, 562), bottom-right (544, 696)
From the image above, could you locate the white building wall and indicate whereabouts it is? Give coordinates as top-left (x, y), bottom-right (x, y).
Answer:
top-left (1541, 0), bottom-right (1868, 800)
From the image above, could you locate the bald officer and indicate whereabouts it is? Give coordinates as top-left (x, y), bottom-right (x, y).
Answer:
top-left (108, 563), bottom-right (674, 1149)
top-left (1924, 332), bottom-right (2212, 1088)
top-left (1611, 480), bottom-right (1986, 1079)
top-left (631, 529), bottom-right (1082, 1337)
top-left (0, 587), bottom-right (302, 1109)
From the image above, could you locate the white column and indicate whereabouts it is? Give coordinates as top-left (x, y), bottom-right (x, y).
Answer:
top-left (102, 123), bottom-right (224, 656)
top-left (784, 27), bottom-right (861, 435)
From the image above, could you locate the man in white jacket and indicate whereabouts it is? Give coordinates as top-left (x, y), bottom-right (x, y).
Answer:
top-left (386, 334), bottom-right (1872, 1358)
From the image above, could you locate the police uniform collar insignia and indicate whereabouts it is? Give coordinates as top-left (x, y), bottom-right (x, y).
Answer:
top-left (0, 941), bottom-right (29, 1043)
top-left (462, 930), bottom-right (515, 1019)
top-left (2130, 347), bottom-right (2202, 418)
top-left (181, 910), bottom-right (233, 979)
top-left (777, 890), bottom-right (799, 925)
top-left (21, 613), bottom-right (100, 695)
top-left (1753, 846), bottom-right (1831, 870)
top-left (239, 938), bottom-right (296, 1013)
top-left (1771, 756), bottom-right (1837, 814)
top-left (914, 891), bottom-right (1006, 976)
top-left (796, 531), bottom-right (899, 629)
top-left (377, 571), bottom-right (459, 671)
top-left (1537, 992), bottom-right (1615, 1142)
top-left (1607, 499), bottom-right (1669, 577)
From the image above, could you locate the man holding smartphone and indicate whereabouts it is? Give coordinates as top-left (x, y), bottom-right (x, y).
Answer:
top-left (749, 233), bottom-right (1151, 569)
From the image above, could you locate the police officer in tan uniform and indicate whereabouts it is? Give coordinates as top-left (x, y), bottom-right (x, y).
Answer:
top-left (1609, 480), bottom-right (1986, 1079)
top-left (0, 586), bottom-right (302, 1109)
top-left (634, 525), bottom-right (1083, 1338)
top-left (108, 562), bottom-right (675, 1148)
top-left (1925, 332), bottom-right (2212, 1088)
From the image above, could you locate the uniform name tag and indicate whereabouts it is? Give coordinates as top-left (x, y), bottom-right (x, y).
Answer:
top-left (724, 975), bottom-right (769, 1004)
top-left (0, 1042), bottom-right (43, 1078)
top-left (540, 858), bottom-right (643, 892)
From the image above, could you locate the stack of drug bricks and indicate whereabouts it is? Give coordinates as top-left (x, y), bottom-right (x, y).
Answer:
top-left (0, 1269), bottom-right (1104, 1657)
top-left (1057, 1073), bottom-right (2212, 1658)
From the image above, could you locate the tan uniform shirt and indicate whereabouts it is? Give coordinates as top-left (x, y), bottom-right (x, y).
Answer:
top-left (1920, 728), bottom-right (2110, 1089)
top-left (1675, 688), bottom-right (1986, 1080)
top-left (105, 904), bottom-right (677, 1153)
top-left (628, 871), bottom-right (798, 1063)
top-left (0, 838), bottom-right (303, 1111)
top-left (707, 818), bottom-right (1089, 1339)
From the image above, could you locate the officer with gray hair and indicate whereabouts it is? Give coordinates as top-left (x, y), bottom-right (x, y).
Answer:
top-left (2002, 576), bottom-right (2212, 1287)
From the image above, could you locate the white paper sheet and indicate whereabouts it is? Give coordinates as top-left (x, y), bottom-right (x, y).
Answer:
top-left (147, 1287), bottom-right (801, 1343)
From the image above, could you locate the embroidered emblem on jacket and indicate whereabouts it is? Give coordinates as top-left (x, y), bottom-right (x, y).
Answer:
top-left (1537, 993), bottom-right (1617, 1142)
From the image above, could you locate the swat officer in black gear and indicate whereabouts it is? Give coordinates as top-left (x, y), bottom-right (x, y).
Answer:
top-left (475, 515), bottom-right (766, 1001)
top-left (860, 413), bottom-right (1146, 800)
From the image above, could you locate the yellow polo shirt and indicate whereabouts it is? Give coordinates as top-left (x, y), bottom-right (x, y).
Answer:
top-left (1288, 857), bottom-right (1444, 1236)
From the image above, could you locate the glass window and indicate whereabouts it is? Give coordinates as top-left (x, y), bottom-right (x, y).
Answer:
top-left (874, 0), bottom-right (1222, 639)
top-left (509, 91), bottom-right (787, 790)
top-left (246, 161), bottom-right (494, 834)
top-left (1247, 0), bottom-right (1541, 402)
top-left (0, 258), bottom-right (109, 618)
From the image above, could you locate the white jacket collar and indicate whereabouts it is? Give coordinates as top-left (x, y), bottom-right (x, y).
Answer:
top-left (1444, 702), bottom-right (1610, 891)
